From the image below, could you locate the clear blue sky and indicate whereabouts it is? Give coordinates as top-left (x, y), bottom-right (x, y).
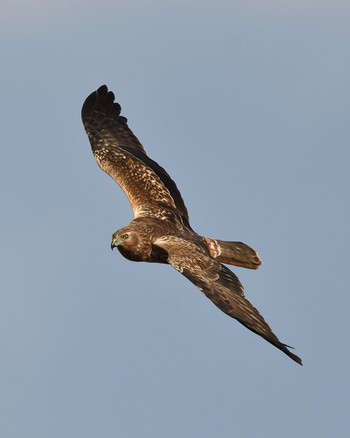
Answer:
top-left (1, 1), bottom-right (349, 437)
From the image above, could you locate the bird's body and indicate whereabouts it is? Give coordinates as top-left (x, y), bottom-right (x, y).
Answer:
top-left (82, 85), bottom-right (302, 365)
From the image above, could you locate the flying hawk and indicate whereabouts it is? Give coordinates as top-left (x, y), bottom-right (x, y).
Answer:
top-left (82, 85), bottom-right (302, 365)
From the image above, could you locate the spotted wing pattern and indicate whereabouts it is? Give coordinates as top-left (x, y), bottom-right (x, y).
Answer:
top-left (82, 85), bottom-right (190, 225)
top-left (154, 236), bottom-right (302, 365)
top-left (82, 86), bottom-right (302, 365)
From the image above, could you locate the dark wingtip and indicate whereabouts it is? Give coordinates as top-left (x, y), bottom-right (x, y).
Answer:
top-left (281, 344), bottom-right (303, 365)
top-left (289, 351), bottom-right (303, 366)
top-left (81, 85), bottom-right (122, 122)
top-left (97, 84), bottom-right (108, 93)
top-left (262, 335), bottom-right (303, 366)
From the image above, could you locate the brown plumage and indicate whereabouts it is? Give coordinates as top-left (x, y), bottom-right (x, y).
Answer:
top-left (82, 85), bottom-right (302, 365)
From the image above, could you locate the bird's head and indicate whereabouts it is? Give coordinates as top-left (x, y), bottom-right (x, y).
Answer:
top-left (111, 227), bottom-right (140, 251)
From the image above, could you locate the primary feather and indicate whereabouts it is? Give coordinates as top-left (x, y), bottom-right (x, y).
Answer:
top-left (82, 85), bottom-right (302, 365)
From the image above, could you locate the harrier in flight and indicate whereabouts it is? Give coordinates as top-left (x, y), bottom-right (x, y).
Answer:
top-left (82, 85), bottom-right (302, 365)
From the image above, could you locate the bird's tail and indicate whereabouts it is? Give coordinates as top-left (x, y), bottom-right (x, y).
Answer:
top-left (213, 240), bottom-right (263, 270)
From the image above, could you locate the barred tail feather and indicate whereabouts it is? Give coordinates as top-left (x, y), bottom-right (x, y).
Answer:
top-left (215, 240), bottom-right (263, 269)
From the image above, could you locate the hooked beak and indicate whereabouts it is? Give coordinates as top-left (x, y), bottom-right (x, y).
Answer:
top-left (111, 236), bottom-right (123, 250)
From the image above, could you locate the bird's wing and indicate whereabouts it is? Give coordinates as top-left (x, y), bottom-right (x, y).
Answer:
top-left (154, 236), bottom-right (302, 365)
top-left (82, 85), bottom-right (190, 226)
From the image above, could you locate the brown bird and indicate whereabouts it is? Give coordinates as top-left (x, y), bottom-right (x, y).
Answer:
top-left (81, 85), bottom-right (302, 365)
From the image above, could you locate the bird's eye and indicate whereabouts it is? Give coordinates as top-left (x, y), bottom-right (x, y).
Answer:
top-left (122, 233), bottom-right (129, 240)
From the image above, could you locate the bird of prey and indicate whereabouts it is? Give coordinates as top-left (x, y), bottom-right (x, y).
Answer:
top-left (81, 85), bottom-right (302, 365)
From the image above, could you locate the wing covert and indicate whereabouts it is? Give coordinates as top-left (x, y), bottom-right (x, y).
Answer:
top-left (82, 85), bottom-right (190, 226)
top-left (154, 236), bottom-right (302, 365)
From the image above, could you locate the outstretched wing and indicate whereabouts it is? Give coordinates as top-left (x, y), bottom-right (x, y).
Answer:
top-left (82, 85), bottom-right (190, 226)
top-left (154, 236), bottom-right (302, 365)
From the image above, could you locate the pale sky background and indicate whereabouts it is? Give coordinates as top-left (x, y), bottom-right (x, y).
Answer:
top-left (1, 1), bottom-right (349, 437)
